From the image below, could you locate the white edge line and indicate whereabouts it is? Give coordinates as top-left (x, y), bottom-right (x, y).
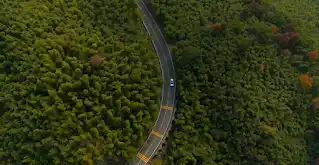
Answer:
top-left (140, 0), bottom-right (176, 79)
top-left (131, 0), bottom-right (177, 164)
top-left (137, 0), bottom-right (177, 164)
top-left (139, 14), bottom-right (168, 163)
top-left (139, 0), bottom-right (176, 106)
top-left (130, 4), bottom-right (165, 165)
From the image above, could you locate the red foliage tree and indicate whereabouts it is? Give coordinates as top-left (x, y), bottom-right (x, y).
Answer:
top-left (207, 23), bottom-right (222, 33)
top-left (214, 24), bottom-right (222, 32)
top-left (277, 32), bottom-right (299, 47)
top-left (91, 54), bottom-right (103, 67)
top-left (284, 23), bottom-right (294, 32)
top-left (280, 49), bottom-right (291, 55)
top-left (277, 34), bottom-right (289, 46)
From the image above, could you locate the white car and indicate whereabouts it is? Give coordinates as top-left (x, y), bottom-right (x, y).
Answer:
top-left (170, 78), bottom-right (174, 87)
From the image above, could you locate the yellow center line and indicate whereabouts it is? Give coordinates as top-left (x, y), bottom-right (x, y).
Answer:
top-left (137, 153), bottom-right (149, 162)
top-left (151, 130), bottom-right (163, 137)
top-left (161, 105), bottom-right (173, 110)
top-left (137, 153), bottom-right (146, 162)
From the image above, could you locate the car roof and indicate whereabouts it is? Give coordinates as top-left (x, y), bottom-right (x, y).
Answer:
top-left (170, 78), bottom-right (173, 81)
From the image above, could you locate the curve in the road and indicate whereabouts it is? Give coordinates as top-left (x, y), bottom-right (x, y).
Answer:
top-left (130, 0), bottom-right (176, 165)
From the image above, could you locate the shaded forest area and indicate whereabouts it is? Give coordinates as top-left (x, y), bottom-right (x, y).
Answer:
top-left (151, 0), bottom-right (319, 164)
top-left (0, 0), bottom-right (162, 164)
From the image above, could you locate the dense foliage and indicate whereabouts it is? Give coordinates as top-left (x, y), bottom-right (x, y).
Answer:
top-left (151, 0), bottom-right (319, 164)
top-left (0, 0), bottom-right (162, 164)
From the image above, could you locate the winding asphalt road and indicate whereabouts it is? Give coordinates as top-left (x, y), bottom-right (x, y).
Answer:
top-left (130, 0), bottom-right (176, 164)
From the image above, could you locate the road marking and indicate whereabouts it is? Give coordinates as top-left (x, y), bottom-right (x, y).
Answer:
top-left (144, 140), bottom-right (154, 157)
top-left (137, 153), bottom-right (149, 163)
top-left (166, 88), bottom-right (170, 105)
top-left (151, 130), bottom-right (163, 137)
top-left (157, 110), bottom-right (167, 135)
top-left (161, 105), bottom-right (173, 110)
top-left (129, 1), bottom-right (176, 165)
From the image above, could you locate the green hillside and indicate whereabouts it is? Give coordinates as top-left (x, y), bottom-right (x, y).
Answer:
top-left (151, 0), bottom-right (319, 164)
top-left (0, 0), bottom-right (161, 164)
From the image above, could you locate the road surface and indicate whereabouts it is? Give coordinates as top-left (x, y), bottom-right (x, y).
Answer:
top-left (131, 0), bottom-right (176, 164)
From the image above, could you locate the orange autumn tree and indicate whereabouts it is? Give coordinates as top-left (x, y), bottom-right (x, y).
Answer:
top-left (312, 98), bottom-right (319, 109)
top-left (308, 50), bottom-right (318, 60)
top-left (299, 74), bottom-right (312, 88)
top-left (271, 25), bottom-right (278, 33)
top-left (312, 98), bottom-right (319, 103)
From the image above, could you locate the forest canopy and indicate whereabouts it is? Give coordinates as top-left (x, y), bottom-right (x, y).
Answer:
top-left (0, 0), bottom-right (162, 164)
top-left (151, 0), bottom-right (319, 164)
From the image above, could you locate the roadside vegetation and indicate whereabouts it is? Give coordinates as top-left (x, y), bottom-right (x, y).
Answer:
top-left (151, 0), bottom-right (319, 164)
top-left (0, 0), bottom-right (161, 164)
top-left (149, 156), bottom-right (164, 165)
